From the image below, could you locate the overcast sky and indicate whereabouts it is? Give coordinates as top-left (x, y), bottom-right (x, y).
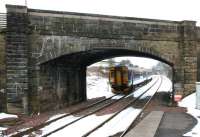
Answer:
top-left (1, 0), bottom-right (198, 68)
top-left (91, 57), bottom-right (159, 69)
top-left (0, 0), bottom-right (200, 25)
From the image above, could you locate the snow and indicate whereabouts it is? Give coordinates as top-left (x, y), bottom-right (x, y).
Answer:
top-left (8, 128), bottom-right (30, 137)
top-left (0, 113), bottom-right (18, 134)
top-left (111, 95), bottom-right (124, 100)
top-left (48, 114), bottom-right (113, 137)
top-left (133, 76), bottom-right (150, 85)
top-left (139, 76), bottom-right (162, 99)
top-left (157, 75), bottom-right (172, 92)
top-left (47, 113), bottom-right (66, 122)
top-left (179, 93), bottom-right (200, 137)
top-left (0, 113), bottom-right (18, 120)
top-left (88, 108), bottom-right (141, 137)
top-left (87, 76), bottom-right (114, 99)
top-left (131, 75), bottom-right (158, 98)
top-left (0, 127), bottom-right (7, 130)
top-left (40, 115), bottom-right (80, 136)
top-left (133, 77), bottom-right (146, 85)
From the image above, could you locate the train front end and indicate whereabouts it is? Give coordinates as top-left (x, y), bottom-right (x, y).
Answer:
top-left (109, 66), bottom-right (133, 94)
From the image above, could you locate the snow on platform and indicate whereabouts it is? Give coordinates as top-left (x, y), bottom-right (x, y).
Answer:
top-left (124, 111), bottom-right (164, 137)
top-left (179, 93), bottom-right (200, 137)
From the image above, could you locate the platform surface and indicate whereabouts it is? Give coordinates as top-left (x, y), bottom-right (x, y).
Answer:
top-left (125, 111), bottom-right (164, 137)
top-left (155, 112), bottom-right (197, 137)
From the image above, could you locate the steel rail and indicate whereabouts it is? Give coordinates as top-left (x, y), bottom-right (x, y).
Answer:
top-left (119, 76), bottom-right (163, 137)
top-left (82, 77), bottom-right (160, 137)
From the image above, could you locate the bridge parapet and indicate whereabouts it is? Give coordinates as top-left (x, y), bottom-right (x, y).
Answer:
top-left (28, 8), bottom-right (181, 41)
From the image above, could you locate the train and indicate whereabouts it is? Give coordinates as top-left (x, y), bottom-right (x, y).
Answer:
top-left (108, 65), bottom-right (152, 94)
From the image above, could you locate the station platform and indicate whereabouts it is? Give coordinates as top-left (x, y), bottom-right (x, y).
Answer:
top-left (125, 111), bottom-right (164, 137)
top-left (125, 111), bottom-right (197, 137)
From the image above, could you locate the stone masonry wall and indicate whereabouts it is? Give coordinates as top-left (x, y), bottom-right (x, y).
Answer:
top-left (28, 10), bottom-right (180, 41)
top-left (0, 33), bottom-right (6, 112)
top-left (6, 6), bottom-right (29, 114)
top-left (181, 21), bottom-right (197, 96)
top-left (0, 34), bottom-right (5, 89)
top-left (37, 62), bottom-right (86, 112)
top-left (196, 27), bottom-right (200, 83)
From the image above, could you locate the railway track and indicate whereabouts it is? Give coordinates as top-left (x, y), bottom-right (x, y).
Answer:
top-left (9, 94), bottom-right (119, 137)
top-left (119, 76), bottom-right (163, 137)
top-left (83, 76), bottom-right (163, 137)
top-left (8, 77), bottom-right (158, 137)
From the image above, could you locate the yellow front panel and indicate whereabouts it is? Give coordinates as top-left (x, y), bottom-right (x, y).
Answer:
top-left (123, 71), bottom-right (128, 84)
top-left (116, 71), bottom-right (121, 85)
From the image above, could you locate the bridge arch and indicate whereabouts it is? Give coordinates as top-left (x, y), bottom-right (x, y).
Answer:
top-left (37, 45), bottom-right (174, 111)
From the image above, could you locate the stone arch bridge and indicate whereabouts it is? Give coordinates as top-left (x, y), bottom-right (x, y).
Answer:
top-left (4, 5), bottom-right (200, 113)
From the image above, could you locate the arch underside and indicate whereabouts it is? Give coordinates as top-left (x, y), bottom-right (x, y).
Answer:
top-left (37, 48), bottom-right (173, 112)
top-left (42, 48), bottom-right (173, 67)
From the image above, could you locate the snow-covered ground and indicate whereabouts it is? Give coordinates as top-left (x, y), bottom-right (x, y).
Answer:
top-left (86, 75), bottom-right (170, 100)
top-left (133, 76), bottom-right (151, 85)
top-left (87, 76), bottom-right (114, 99)
top-left (130, 75), bottom-right (159, 98)
top-left (88, 108), bottom-right (141, 137)
top-left (0, 127), bottom-right (7, 131)
top-left (157, 75), bottom-right (172, 92)
top-left (179, 93), bottom-right (200, 137)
